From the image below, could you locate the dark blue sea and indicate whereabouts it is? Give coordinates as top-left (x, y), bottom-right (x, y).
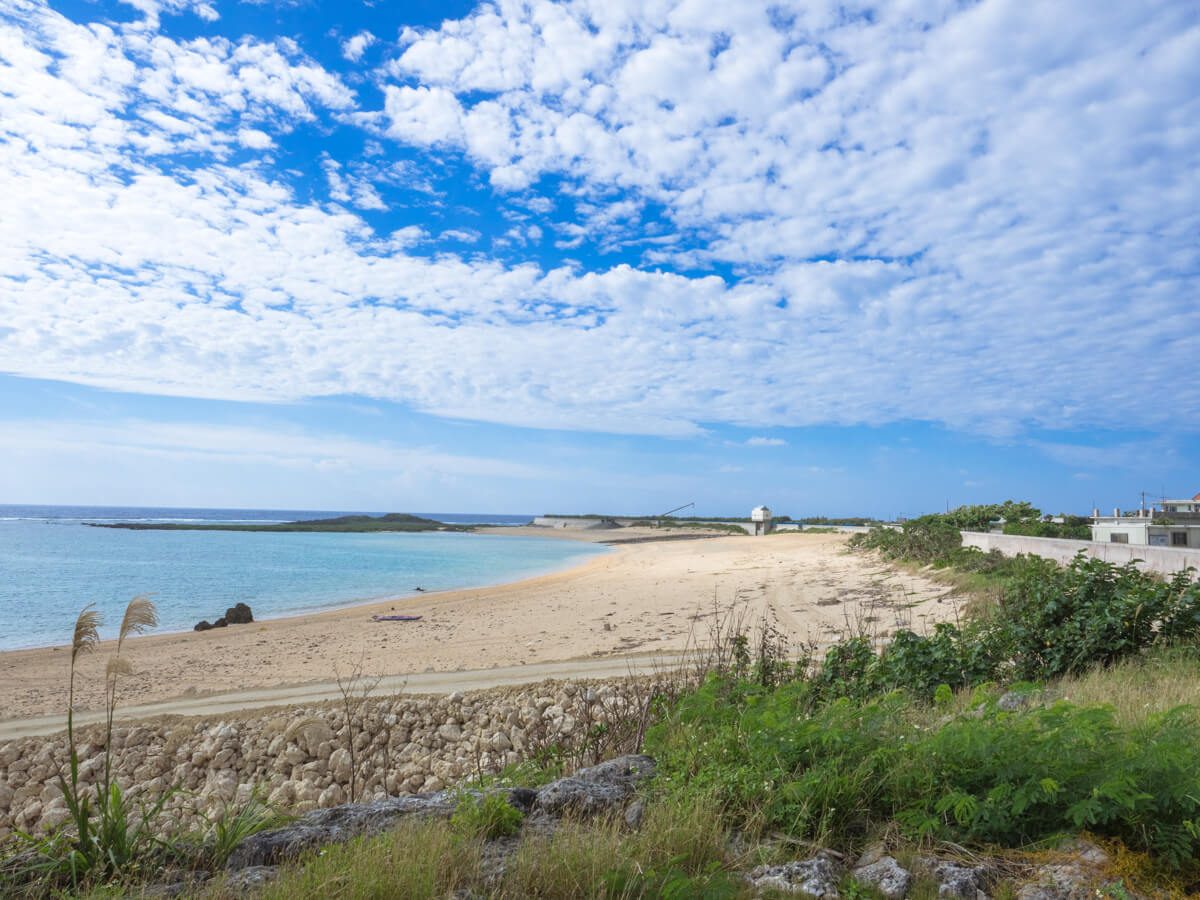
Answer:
top-left (0, 505), bottom-right (606, 651)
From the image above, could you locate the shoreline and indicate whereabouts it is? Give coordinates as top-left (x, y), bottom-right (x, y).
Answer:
top-left (0, 531), bottom-right (964, 724)
top-left (0, 528), bottom-right (619, 657)
top-left (0, 525), bottom-right (612, 655)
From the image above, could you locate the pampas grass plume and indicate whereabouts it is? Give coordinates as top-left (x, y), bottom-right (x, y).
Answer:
top-left (106, 655), bottom-right (133, 684)
top-left (71, 603), bottom-right (103, 665)
top-left (118, 594), bottom-right (158, 646)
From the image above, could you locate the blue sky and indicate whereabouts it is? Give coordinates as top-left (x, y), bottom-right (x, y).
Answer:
top-left (0, 0), bottom-right (1197, 518)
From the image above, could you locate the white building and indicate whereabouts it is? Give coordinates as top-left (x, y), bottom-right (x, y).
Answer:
top-left (1090, 493), bottom-right (1200, 547)
top-left (1161, 495), bottom-right (1200, 515)
top-left (750, 505), bottom-right (773, 536)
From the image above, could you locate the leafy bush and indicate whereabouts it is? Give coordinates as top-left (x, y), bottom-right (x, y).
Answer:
top-left (450, 790), bottom-right (524, 840)
top-left (646, 546), bottom-right (1200, 871)
top-left (991, 555), bottom-right (1200, 680)
top-left (647, 680), bottom-right (1200, 867)
top-left (941, 501), bottom-right (1042, 531)
top-left (893, 700), bottom-right (1200, 868)
top-left (1002, 521), bottom-right (1091, 539)
top-left (848, 517), bottom-right (962, 565)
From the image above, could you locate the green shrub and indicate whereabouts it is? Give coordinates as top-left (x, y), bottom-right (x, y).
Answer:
top-left (450, 790), bottom-right (524, 840)
top-left (1002, 521), bottom-right (1091, 539)
top-left (990, 554), bottom-right (1200, 680)
top-left (848, 517), bottom-right (962, 565)
top-left (647, 680), bottom-right (1200, 867)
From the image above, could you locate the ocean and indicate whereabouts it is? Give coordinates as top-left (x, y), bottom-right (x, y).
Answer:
top-left (0, 505), bottom-right (608, 652)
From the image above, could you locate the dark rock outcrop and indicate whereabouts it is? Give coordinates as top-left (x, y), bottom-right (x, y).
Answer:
top-left (194, 603), bottom-right (252, 632)
top-left (225, 602), bottom-right (254, 624)
top-left (531, 754), bottom-right (655, 819)
top-left (225, 792), bottom-right (460, 869)
top-left (223, 755), bottom-right (654, 873)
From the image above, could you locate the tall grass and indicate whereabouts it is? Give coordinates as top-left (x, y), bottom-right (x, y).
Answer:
top-left (242, 820), bottom-right (484, 900)
top-left (16, 596), bottom-right (175, 891)
top-left (2, 595), bottom-right (286, 897)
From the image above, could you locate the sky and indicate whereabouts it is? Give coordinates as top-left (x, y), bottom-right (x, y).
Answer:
top-left (0, 0), bottom-right (1197, 519)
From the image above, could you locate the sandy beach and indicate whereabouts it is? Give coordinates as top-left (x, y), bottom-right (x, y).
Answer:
top-left (0, 529), bottom-right (962, 722)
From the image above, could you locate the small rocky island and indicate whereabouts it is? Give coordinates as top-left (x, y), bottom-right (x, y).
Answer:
top-left (85, 513), bottom-right (471, 533)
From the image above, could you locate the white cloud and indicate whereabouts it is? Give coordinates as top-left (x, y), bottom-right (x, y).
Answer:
top-left (237, 127), bottom-right (273, 148)
top-left (746, 437), bottom-right (787, 447)
top-left (0, 419), bottom-right (557, 480)
top-left (718, 464), bottom-right (744, 473)
top-left (441, 228), bottom-right (481, 243)
top-left (321, 155), bottom-right (388, 210)
top-left (0, 0), bottom-right (1198, 446)
top-left (383, 85), bottom-right (463, 144)
top-left (341, 30), bottom-right (375, 63)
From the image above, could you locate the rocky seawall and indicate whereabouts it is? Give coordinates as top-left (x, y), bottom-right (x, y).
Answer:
top-left (0, 677), bottom-right (660, 839)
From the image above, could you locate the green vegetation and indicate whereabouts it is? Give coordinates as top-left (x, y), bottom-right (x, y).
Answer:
top-left (1001, 518), bottom-right (1092, 539)
top-left (450, 790), bottom-right (525, 841)
top-left (223, 790), bottom-right (745, 900)
top-left (849, 524), bottom-right (1200, 687)
top-left (927, 501), bottom-right (1091, 539)
top-left (648, 674), bottom-right (1200, 867)
top-left (940, 501), bottom-right (1043, 531)
top-left (639, 545), bottom-right (1200, 889)
top-left (670, 522), bottom-right (749, 535)
top-left (84, 513), bottom-right (469, 533)
top-left (795, 516), bottom-right (880, 526)
top-left (200, 785), bottom-right (290, 868)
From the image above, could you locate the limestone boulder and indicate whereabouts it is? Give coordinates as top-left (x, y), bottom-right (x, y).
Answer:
top-left (854, 856), bottom-right (912, 900)
top-left (747, 857), bottom-right (841, 897)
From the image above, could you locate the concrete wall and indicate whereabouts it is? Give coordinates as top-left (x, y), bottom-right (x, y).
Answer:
top-left (961, 531), bottom-right (1200, 577)
top-left (531, 517), bottom-right (636, 529)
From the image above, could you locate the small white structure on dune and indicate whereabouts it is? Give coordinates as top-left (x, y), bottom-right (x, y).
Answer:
top-left (751, 505), bottom-right (773, 536)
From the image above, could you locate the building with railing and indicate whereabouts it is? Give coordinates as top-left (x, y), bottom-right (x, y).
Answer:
top-left (1090, 493), bottom-right (1200, 547)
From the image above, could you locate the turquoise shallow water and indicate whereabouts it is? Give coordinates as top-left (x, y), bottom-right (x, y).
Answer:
top-left (0, 506), bottom-right (607, 651)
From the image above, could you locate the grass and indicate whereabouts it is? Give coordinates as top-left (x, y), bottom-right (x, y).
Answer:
top-left (167, 791), bottom-right (742, 900)
top-left (199, 784), bottom-right (291, 867)
top-left (451, 790), bottom-right (524, 841)
top-left (227, 820), bottom-right (483, 900)
top-left (1043, 647), bottom-right (1200, 726)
